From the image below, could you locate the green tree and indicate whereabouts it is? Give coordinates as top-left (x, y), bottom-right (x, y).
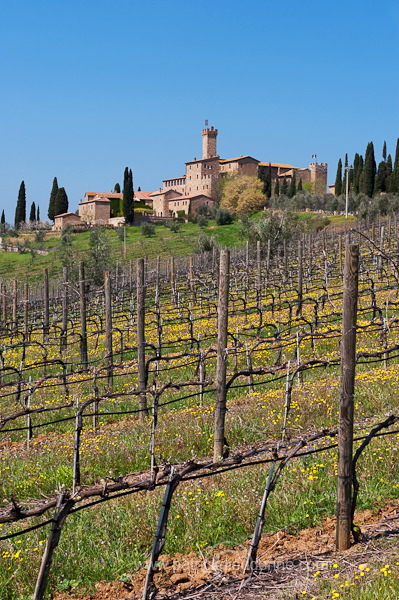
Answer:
top-left (48, 177), bottom-right (59, 221)
top-left (353, 154), bottom-right (363, 194)
top-left (390, 139), bottom-right (399, 194)
top-left (54, 187), bottom-right (68, 216)
top-left (114, 183), bottom-right (121, 193)
top-left (360, 142), bottom-right (376, 197)
top-left (382, 140), bottom-right (387, 161)
top-left (29, 201), bottom-right (36, 222)
top-left (123, 167), bottom-right (134, 225)
top-left (220, 174), bottom-right (265, 214)
top-left (37, 205), bottom-right (40, 221)
top-left (280, 177), bottom-right (288, 196)
top-left (274, 178), bottom-right (280, 197)
top-left (375, 160), bottom-right (389, 193)
top-left (297, 178), bottom-right (303, 192)
top-left (87, 228), bottom-right (113, 285)
top-left (1, 210), bottom-right (5, 225)
top-left (15, 180), bottom-right (26, 227)
top-left (259, 163), bottom-right (272, 198)
top-left (288, 171), bottom-right (297, 198)
top-left (386, 155), bottom-right (393, 191)
top-left (335, 158), bottom-right (342, 196)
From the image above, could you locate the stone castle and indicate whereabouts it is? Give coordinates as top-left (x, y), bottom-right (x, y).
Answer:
top-left (53, 126), bottom-right (328, 229)
top-left (150, 126), bottom-right (328, 217)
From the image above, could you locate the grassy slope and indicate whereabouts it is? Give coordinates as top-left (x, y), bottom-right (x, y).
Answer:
top-left (0, 212), bottom-right (355, 283)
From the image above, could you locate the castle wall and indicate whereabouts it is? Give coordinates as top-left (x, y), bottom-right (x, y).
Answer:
top-left (309, 163), bottom-right (328, 193)
top-left (185, 157), bottom-right (220, 199)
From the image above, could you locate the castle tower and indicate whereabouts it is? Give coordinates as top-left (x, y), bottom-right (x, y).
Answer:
top-left (309, 161), bottom-right (328, 194)
top-left (202, 126), bottom-right (218, 159)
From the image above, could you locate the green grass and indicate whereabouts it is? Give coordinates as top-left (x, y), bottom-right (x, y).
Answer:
top-left (0, 220), bottom-right (246, 283)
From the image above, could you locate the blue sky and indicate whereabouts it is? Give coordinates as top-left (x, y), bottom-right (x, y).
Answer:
top-left (1, 0), bottom-right (398, 222)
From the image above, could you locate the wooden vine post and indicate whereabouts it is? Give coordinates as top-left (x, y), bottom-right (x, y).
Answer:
top-left (104, 270), bottom-right (113, 390)
top-left (137, 258), bottom-right (148, 420)
top-left (33, 493), bottom-right (74, 600)
top-left (213, 249), bottom-right (230, 461)
top-left (79, 262), bottom-right (88, 371)
top-left (43, 269), bottom-right (50, 345)
top-left (336, 243), bottom-right (359, 550)
top-left (12, 279), bottom-right (18, 332)
top-left (60, 267), bottom-right (68, 353)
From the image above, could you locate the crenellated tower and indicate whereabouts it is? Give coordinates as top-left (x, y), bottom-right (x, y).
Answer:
top-left (202, 126), bottom-right (218, 159)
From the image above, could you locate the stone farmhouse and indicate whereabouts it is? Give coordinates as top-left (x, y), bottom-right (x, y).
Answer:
top-left (52, 191), bottom-right (153, 230)
top-left (150, 126), bottom-right (328, 217)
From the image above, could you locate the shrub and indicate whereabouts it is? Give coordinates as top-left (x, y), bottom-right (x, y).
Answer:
top-left (214, 208), bottom-right (233, 225)
top-left (196, 232), bottom-right (218, 253)
top-left (196, 215), bottom-right (209, 227)
top-left (164, 220), bottom-right (180, 233)
top-left (141, 222), bottom-right (156, 237)
top-left (35, 230), bottom-right (46, 243)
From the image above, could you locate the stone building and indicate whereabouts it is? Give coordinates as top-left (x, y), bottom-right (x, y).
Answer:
top-left (151, 126), bottom-right (328, 217)
top-left (78, 194), bottom-right (111, 225)
top-left (53, 212), bottom-right (85, 231)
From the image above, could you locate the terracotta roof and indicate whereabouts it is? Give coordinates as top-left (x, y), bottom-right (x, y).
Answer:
top-left (85, 196), bottom-right (111, 203)
top-left (185, 156), bottom-right (220, 165)
top-left (134, 191), bottom-right (152, 200)
top-left (219, 156), bottom-right (258, 163)
top-left (54, 213), bottom-right (81, 218)
top-left (149, 189), bottom-right (183, 197)
top-left (162, 176), bottom-right (186, 182)
top-left (258, 162), bottom-right (297, 169)
top-left (169, 194), bottom-right (214, 201)
top-left (85, 192), bottom-right (122, 199)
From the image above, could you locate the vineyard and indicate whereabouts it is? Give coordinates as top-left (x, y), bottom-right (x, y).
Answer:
top-left (1, 221), bottom-right (399, 599)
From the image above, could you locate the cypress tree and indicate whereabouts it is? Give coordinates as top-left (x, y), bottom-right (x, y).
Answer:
top-left (1, 210), bottom-right (5, 225)
top-left (335, 158), bottom-right (342, 196)
top-left (281, 177), bottom-right (288, 196)
top-left (297, 178), bottom-right (303, 192)
top-left (386, 155), bottom-right (393, 192)
top-left (288, 171), bottom-right (296, 198)
top-left (390, 138), bottom-right (399, 194)
top-left (48, 177), bottom-right (59, 221)
top-left (114, 183), bottom-right (121, 193)
top-left (353, 154), bottom-right (363, 194)
top-left (123, 167), bottom-right (134, 225)
top-left (29, 201), bottom-right (36, 222)
top-left (15, 181), bottom-right (26, 227)
top-left (54, 188), bottom-right (68, 216)
top-left (266, 164), bottom-right (272, 198)
top-left (360, 142), bottom-right (376, 197)
top-left (37, 205), bottom-right (40, 221)
top-left (274, 178), bottom-right (280, 197)
top-left (382, 141), bottom-right (387, 161)
top-left (259, 163), bottom-right (272, 198)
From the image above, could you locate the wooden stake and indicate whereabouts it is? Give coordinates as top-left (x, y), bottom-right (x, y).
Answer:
top-left (33, 493), bottom-right (74, 600)
top-left (43, 269), bottom-right (49, 344)
top-left (137, 258), bottom-right (148, 420)
top-left (336, 243), bottom-right (359, 551)
top-left (104, 271), bottom-right (113, 390)
top-left (213, 249), bottom-right (230, 461)
top-left (79, 262), bottom-right (88, 371)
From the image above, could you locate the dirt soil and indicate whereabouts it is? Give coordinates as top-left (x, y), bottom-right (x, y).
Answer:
top-left (53, 500), bottom-right (399, 600)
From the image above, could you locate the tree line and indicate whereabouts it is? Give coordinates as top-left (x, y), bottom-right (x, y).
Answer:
top-left (334, 139), bottom-right (399, 198)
